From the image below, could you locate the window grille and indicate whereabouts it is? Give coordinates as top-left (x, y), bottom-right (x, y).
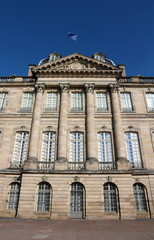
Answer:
top-left (71, 92), bottom-right (83, 111)
top-left (41, 132), bottom-right (56, 162)
top-left (46, 92), bottom-right (58, 111)
top-left (0, 93), bottom-right (8, 110)
top-left (146, 93), bottom-right (154, 112)
top-left (104, 183), bottom-right (117, 212)
top-left (37, 182), bottom-right (51, 212)
top-left (120, 93), bottom-right (133, 112)
top-left (96, 93), bottom-right (108, 111)
top-left (70, 132), bottom-right (84, 162)
top-left (8, 182), bottom-right (20, 210)
top-left (125, 132), bottom-right (142, 168)
top-left (133, 184), bottom-right (147, 211)
top-left (21, 93), bottom-right (33, 111)
top-left (12, 132), bottom-right (29, 165)
top-left (98, 132), bottom-right (113, 162)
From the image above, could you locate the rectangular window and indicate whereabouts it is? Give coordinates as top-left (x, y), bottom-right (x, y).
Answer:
top-left (21, 93), bottom-right (33, 111)
top-left (12, 132), bottom-right (29, 165)
top-left (96, 93), bottom-right (108, 111)
top-left (71, 92), bottom-right (83, 111)
top-left (41, 132), bottom-right (56, 162)
top-left (70, 132), bottom-right (84, 162)
top-left (125, 132), bottom-right (142, 168)
top-left (120, 93), bottom-right (133, 112)
top-left (146, 93), bottom-right (154, 112)
top-left (46, 92), bottom-right (58, 111)
top-left (0, 93), bottom-right (8, 110)
top-left (98, 132), bottom-right (113, 162)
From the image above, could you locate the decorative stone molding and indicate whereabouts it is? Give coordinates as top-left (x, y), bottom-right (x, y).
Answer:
top-left (41, 175), bottom-right (48, 182)
top-left (135, 178), bottom-right (140, 183)
top-left (74, 176), bottom-right (80, 182)
top-left (47, 126), bottom-right (52, 129)
top-left (74, 126), bottom-right (80, 130)
top-left (23, 87), bottom-right (35, 92)
top-left (84, 83), bottom-right (95, 93)
top-left (35, 83), bottom-right (45, 93)
top-left (128, 126), bottom-right (134, 130)
top-left (59, 83), bottom-right (70, 93)
top-left (109, 83), bottom-right (119, 92)
top-left (101, 126), bottom-right (107, 130)
top-left (106, 176), bottom-right (112, 182)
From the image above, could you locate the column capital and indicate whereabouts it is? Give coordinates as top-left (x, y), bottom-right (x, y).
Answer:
top-left (35, 83), bottom-right (45, 93)
top-left (109, 83), bottom-right (119, 93)
top-left (84, 83), bottom-right (95, 93)
top-left (59, 83), bottom-right (70, 93)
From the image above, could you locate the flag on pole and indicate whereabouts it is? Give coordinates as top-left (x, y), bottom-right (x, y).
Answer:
top-left (67, 32), bottom-right (77, 41)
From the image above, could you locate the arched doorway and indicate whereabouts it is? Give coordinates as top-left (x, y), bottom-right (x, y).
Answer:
top-left (70, 182), bottom-right (85, 219)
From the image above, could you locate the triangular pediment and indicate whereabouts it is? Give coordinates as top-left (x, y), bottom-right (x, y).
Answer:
top-left (32, 53), bottom-right (122, 77)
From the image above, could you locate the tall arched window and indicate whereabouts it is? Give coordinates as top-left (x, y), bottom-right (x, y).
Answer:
top-left (125, 132), bottom-right (142, 168)
top-left (41, 132), bottom-right (56, 162)
top-left (12, 132), bottom-right (29, 166)
top-left (70, 132), bottom-right (84, 162)
top-left (104, 183), bottom-right (118, 212)
top-left (37, 182), bottom-right (51, 212)
top-left (145, 93), bottom-right (154, 112)
top-left (8, 182), bottom-right (20, 211)
top-left (69, 132), bottom-right (84, 170)
top-left (98, 132), bottom-right (113, 169)
top-left (133, 183), bottom-right (147, 212)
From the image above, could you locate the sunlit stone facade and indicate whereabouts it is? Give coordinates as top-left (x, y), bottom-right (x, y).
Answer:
top-left (0, 52), bottom-right (154, 219)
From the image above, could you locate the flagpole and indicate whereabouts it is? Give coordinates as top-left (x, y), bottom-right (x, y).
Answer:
top-left (76, 34), bottom-right (78, 53)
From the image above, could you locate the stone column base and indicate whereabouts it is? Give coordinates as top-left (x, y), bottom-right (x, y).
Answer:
top-left (86, 158), bottom-right (99, 170)
top-left (55, 158), bottom-right (68, 170)
top-left (117, 158), bottom-right (130, 170)
top-left (23, 157), bottom-right (38, 170)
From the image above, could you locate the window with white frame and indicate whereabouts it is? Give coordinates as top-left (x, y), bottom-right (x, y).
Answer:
top-left (46, 92), bottom-right (58, 111)
top-left (145, 93), bottom-right (154, 112)
top-left (98, 132), bottom-right (113, 162)
top-left (120, 93), bottom-right (133, 112)
top-left (104, 183), bottom-right (118, 212)
top-left (41, 132), bottom-right (56, 162)
top-left (125, 132), bottom-right (142, 168)
top-left (8, 182), bottom-right (20, 211)
top-left (71, 92), bottom-right (83, 111)
top-left (96, 93), bottom-right (108, 111)
top-left (0, 92), bottom-right (8, 110)
top-left (21, 92), bottom-right (33, 111)
top-left (70, 132), bottom-right (84, 162)
top-left (12, 132), bottom-right (29, 165)
top-left (133, 183), bottom-right (147, 212)
top-left (37, 182), bottom-right (51, 212)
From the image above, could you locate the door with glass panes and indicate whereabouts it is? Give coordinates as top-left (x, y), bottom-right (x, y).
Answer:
top-left (70, 182), bottom-right (85, 219)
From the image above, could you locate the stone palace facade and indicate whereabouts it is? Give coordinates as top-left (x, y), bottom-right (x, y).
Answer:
top-left (0, 52), bottom-right (154, 219)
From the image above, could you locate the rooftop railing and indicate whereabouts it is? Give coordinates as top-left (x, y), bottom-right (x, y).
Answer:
top-left (118, 77), bottom-right (154, 83)
top-left (0, 76), bottom-right (36, 83)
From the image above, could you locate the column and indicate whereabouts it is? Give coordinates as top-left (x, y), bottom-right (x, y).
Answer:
top-left (23, 84), bottom-right (44, 170)
top-left (84, 83), bottom-right (98, 170)
top-left (109, 84), bottom-right (129, 170)
top-left (55, 83), bottom-right (69, 170)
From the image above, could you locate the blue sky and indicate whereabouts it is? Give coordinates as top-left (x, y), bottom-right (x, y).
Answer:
top-left (0, 0), bottom-right (154, 76)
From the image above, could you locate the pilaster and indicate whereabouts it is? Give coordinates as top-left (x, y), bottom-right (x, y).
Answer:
top-left (55, 83), bottom-right (70, 170)
top-left (109, 84), bottom-right (129, 170)
top-left (84, 83), bottom-right (98, 170)
top-left (23, 84), bottom-right (45, 170)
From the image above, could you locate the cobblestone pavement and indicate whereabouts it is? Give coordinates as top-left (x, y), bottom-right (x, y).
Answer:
top-left (0, 218), bottom-right (154, 240)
